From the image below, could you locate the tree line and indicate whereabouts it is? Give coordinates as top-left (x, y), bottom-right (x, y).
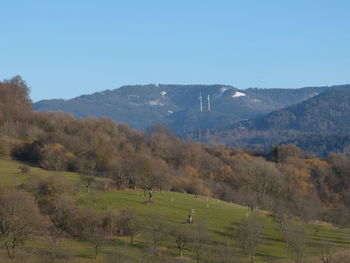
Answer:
top-left (1, 76), bottom-right (350, 226)
top-left (1, 76), bottom-right (350, 262)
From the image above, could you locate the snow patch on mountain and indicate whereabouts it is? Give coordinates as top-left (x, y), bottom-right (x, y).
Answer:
top-left (220, 87), bottom-right (230, 93)
top-left (308, 92), bottom-right (319, 98)
top-left (148, 100), bottom-right (164, 106)
top-left (232, 91), bottom-right (246, 98)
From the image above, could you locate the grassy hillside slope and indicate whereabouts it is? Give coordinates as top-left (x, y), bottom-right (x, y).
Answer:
top-left (0, 159), bottom-right (349, 263)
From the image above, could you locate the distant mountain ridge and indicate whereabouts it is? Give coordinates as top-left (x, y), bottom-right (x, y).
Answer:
top-left (208, 85), bottom-right (350, 156)
top-left (34, 84), bottom-right (329, 134)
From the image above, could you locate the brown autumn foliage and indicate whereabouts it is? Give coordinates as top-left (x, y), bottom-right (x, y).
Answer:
top-left (1, 76), bottom-right (350, 227)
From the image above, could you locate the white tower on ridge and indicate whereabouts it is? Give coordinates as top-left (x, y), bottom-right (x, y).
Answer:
top-left (207, 94), bottom-right (211, 111)
top-left (198, 92), bottom-right (203, 112)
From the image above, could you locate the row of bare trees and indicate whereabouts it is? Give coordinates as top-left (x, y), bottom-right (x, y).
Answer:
top-left (0, 186), bottom-right (215, 262)
top-left (1, 170), bottom-right (349, 263)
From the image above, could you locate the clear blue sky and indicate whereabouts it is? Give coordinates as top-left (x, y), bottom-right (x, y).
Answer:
top-left (1, 0), bottom-right (350, 102)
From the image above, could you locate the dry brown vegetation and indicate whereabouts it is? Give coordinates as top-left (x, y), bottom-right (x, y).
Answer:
top-left (1, 76), bottom-right (350, 262)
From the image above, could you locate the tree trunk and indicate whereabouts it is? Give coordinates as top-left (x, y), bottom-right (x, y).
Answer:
top-left (49, 241), bottom-right (56, 263)
top-left (251, 250), bottom-right (255, 263)
top-left (94, 245), bottom-right (98, 260)
top-left (153, 233), bottom-right (157, 254)
top-left (297, 251), bottom-right (303, 263)
top-left (5, 242), bottom-right (15, 259)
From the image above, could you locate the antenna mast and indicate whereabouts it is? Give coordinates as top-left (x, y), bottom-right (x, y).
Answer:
top-left (199, 92), bottom-right (203, 112)
top-left (207, 94), bottom-right (211, 111)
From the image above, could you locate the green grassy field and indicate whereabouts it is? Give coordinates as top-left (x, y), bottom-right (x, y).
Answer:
top-left (0, 158), bottom-right (349, 263)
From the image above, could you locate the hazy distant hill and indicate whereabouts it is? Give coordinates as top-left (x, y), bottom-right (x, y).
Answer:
top-left (208, 85), bottom-right (350, 156)
top-left (34, 84), bottom-right (328, 134)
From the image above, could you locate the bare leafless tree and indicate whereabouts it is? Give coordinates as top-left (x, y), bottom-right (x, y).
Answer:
top-left (0, 191), bottom-right (44, 259)
top-left (237, 212), bottom-right (265, 263)
top-left (190, 221), bottom-right (210, 263)
top-left (118, 208), bottom-right (141, 245)
top-left (285, 222), bottom-right (309, 263)
top-left (144, 212), bottom-right (167, 254)
top-left (172, 224), bottom-right (191, 258)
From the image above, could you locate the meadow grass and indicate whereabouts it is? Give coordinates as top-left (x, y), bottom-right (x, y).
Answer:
top-left (0, 159), bottom-right (349, 262)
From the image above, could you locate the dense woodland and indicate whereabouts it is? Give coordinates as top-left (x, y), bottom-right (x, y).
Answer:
top-left (1, 76), bottom-right (350, 262)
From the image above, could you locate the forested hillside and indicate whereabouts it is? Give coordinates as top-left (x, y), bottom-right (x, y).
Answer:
top-left (34, 82), bottom-right (350, 156)
top-left (34, 84), bottom-right (329, 135)
top-left (1, 76), bottom-right (350, 262)
top-left (209, 86), bottom-right (350, 156)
